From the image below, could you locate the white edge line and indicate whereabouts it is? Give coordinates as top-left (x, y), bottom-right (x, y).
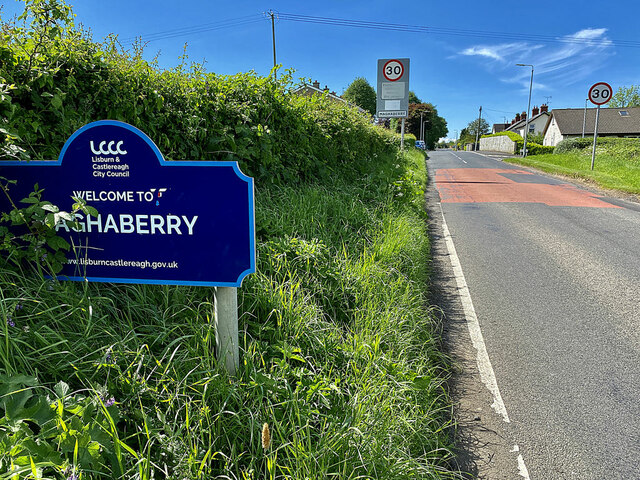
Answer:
top-left (439, 203), bottom-right (510, 423)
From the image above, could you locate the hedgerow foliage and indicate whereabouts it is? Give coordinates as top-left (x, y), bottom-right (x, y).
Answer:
top-left (0, 0), bottom-right (395, 184)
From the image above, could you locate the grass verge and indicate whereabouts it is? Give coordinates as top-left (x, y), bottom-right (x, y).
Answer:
top-left (0, 149), bottom-right (459, 479)
top-left (505, 146), bottom-right (640, 195)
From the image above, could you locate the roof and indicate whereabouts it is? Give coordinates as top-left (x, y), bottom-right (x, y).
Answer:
top-left (292, 84), bottom-right (347, 104)
top-left (506, 111), bottom-right (550, 131)
top-left (543, 107), bottom-right (640, 136)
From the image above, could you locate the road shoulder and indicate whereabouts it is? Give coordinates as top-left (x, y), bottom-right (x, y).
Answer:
top-left (425, 156), bottom-right (523, 479)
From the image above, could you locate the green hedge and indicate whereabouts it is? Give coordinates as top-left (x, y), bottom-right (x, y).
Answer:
top-left (525, 143), bottom-right (555, 155)
top-left (555, 136), bottom-right (640, 158)
top-left (0, 6), bottom-right (393, 185)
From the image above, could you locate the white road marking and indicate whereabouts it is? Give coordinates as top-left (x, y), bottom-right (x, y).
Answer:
top-left (450, 151), bottom-right (467, 163)
top-left (439, 203), bottom-right (509, 422)
top-left (440, 202), bottom-right (533, 477)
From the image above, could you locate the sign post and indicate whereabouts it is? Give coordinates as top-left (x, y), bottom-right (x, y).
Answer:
top-left (588, 82), bottom-right (612, 170)
top-left (0, 120), bottom-right (255, 375)
top-left (377, 58), bottom-right (410, 149)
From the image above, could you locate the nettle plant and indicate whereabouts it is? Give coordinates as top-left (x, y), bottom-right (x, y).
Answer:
top-left (0, 375), bottom-right (121, 479)
top-left (0, 177), bottom-right (97, 274)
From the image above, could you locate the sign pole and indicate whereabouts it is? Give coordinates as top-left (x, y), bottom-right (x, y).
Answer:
top-left (400, 117), bottom-right (406, 151)
top-left (215, 286), bottom-right (239, 375)
top-left (587, 82), bottom-right (612, 171)
top-left (591, 105), bottom-right (600, 171)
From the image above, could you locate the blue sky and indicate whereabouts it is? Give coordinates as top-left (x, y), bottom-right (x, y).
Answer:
top-left (3, 0), bottom-right (640, 140)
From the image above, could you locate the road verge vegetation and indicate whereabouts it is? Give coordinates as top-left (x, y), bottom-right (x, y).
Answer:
top-left (506, 137), bottom-right (640, 194)
top-left (0, 2), bottom-right (458, 478)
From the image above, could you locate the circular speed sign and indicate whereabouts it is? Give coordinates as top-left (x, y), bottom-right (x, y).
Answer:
top-left (588, 82), bottom-right (613, 105)
top-left (383, 59), bottom-right (404, 82)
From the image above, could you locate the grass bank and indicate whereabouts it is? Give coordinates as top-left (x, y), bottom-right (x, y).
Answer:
top-left (0, 148), bottom-right (459, 479)
top-left (506, 138), bottom-right (640, 194)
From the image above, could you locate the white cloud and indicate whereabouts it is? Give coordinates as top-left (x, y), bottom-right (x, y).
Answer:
top-left (457, 28), bottom-right (614, 89)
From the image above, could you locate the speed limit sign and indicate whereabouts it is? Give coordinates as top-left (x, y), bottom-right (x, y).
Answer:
top-left (383, 59), bottom-right (404, 82)
top-left (589, 82), bottom-right (613, 105)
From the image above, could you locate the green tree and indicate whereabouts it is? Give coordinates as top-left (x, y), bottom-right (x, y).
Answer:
top-left (609, 85), bottom-right (640, 108)
top-left (408, 91), bottom-right (422, 104)
top-left (465, 118), bottom-right (490, 139)
top-left (399, 103), bottom-right (448, 149)
top-left (342, 77), bottom-right (376, 115)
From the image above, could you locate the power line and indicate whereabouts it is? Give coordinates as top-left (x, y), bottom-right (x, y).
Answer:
top-left (277, 13), bottom-right (637, 48)
top-left (118, 14), bottom-right (265, 46)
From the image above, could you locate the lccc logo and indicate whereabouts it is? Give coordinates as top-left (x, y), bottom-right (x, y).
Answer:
top-left (90, 140), bottom-right (127, 155)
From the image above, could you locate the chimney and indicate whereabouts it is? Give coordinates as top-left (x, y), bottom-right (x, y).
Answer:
top-left (511, 119), bottom-right (516, 125)
top-left (312, 80), bottom-right (320, 89)
top-left (532, 105), bottom-right (540, 116)
top-left (540, 104), bottom-right (548, 113)
top-left (515, 113), bottom-right (521, 122)
top-left (521, 111), bottom-right (527, 120)
top-left (324, 85), bottom-right (329, 91)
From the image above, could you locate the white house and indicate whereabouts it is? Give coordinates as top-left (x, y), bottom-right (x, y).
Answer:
top-left (506, 104), bottom-right (550, 138)
top-left (543, 107), bottom-right (640, 146)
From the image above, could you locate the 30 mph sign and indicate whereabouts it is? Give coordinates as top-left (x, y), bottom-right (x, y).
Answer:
top-left (383, 59), bottom-right (404, 81)
top-left (589, 82), bottom-right (613, 105)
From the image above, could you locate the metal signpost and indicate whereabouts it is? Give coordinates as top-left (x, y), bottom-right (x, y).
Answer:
top-left (376, 58), bottom-right (410, 149)
top-left (0, 120), bottom-right (256, 375)
top-left (588, 82), bottom-right (612, 170)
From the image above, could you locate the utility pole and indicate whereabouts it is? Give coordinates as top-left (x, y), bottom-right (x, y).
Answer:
top-left (269, 10), bottom-right (277, 78)
top-left (420, 112), bottom-right (424, 141)
top-left (582, 98), bottom-right (588, 138)
top-left (474, 106), bottom-right (482, 151)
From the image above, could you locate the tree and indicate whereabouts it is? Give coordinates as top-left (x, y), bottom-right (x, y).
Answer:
top-left (408, 91), bottom-right (422, 104)
top-left (342, 77), bottom-right (376, 115)
top-left (465, 118), bottom-right (490, 139)
top-left (398, 103), bottom-right (448, 149)
top-left (609, 85), bottom-right (640, 108)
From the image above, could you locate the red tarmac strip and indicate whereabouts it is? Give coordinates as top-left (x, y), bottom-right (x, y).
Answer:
top-left (435, 168), bottom-right (620, 208)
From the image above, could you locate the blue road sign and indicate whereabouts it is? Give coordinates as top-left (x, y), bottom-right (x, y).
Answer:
top-left (0, 121), bottom-right (255, 287)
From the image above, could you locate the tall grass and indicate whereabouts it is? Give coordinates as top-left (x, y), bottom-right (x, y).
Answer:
top-left (0, 149), bottom-right (459, 479)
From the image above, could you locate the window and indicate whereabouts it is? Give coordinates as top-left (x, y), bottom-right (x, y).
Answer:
top-left (619, 110), bottom-right (629, 116)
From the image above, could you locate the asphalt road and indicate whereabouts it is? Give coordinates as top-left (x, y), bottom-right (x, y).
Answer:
top-left (427, 149), bottom-right (640, 479)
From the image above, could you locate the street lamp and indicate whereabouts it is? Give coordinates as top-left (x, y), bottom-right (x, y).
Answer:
top-left (516, 63), bottom-right (534, 157)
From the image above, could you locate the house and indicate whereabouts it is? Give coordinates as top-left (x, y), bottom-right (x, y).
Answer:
top-left (506, 104), bottom-right (550, 137)
top-left (293, 80), bottom-right (347, 105)
top-left (542, 107), bottom-right (640, 146)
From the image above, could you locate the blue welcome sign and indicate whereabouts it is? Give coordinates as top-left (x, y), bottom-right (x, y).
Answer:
top-left (0, 120), bottom-right (255, 287)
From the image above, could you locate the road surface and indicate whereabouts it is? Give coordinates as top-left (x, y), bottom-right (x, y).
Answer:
top-left (426, 149), bottom-right (640, 479)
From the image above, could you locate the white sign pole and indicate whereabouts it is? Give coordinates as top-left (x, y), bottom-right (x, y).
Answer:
top-left (591, 105), bottom-right (600, 171)
top-left (215, 286), bottom-right (239, 375)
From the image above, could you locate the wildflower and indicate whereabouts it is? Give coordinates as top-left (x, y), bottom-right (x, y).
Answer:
top-left (40, 253), bottom-right (48, 262)
top-left (104, 397), bottom-right (116, 407)
top-left (261, 423), bottom-right (271, 450)
top-left (15, 303), bottom-right (23, 311)
top-left (22, 326), bottom-right (30, 333)
top-left (7, 317), bottom-right (15, 327)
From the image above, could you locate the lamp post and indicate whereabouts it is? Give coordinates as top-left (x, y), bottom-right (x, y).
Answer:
top-left (516, 63), bottom-right (534, 157)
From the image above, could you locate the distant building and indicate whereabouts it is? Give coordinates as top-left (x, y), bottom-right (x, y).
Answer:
top-left (292, 80), bottom-right (347, 104)
top-left (506, 104), bottom-right (550, 137)
top-left (543, 107), bottom-right (640, 146)
top-left (492, 123), bottom-right (510, 134)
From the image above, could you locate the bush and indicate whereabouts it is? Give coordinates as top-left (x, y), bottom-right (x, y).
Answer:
top-left (554, 137), bottom-right (594, 153)
top-left (525, 143), bottom-right (555, 155)
top-left (0, 5), bottom-right (393, 185)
